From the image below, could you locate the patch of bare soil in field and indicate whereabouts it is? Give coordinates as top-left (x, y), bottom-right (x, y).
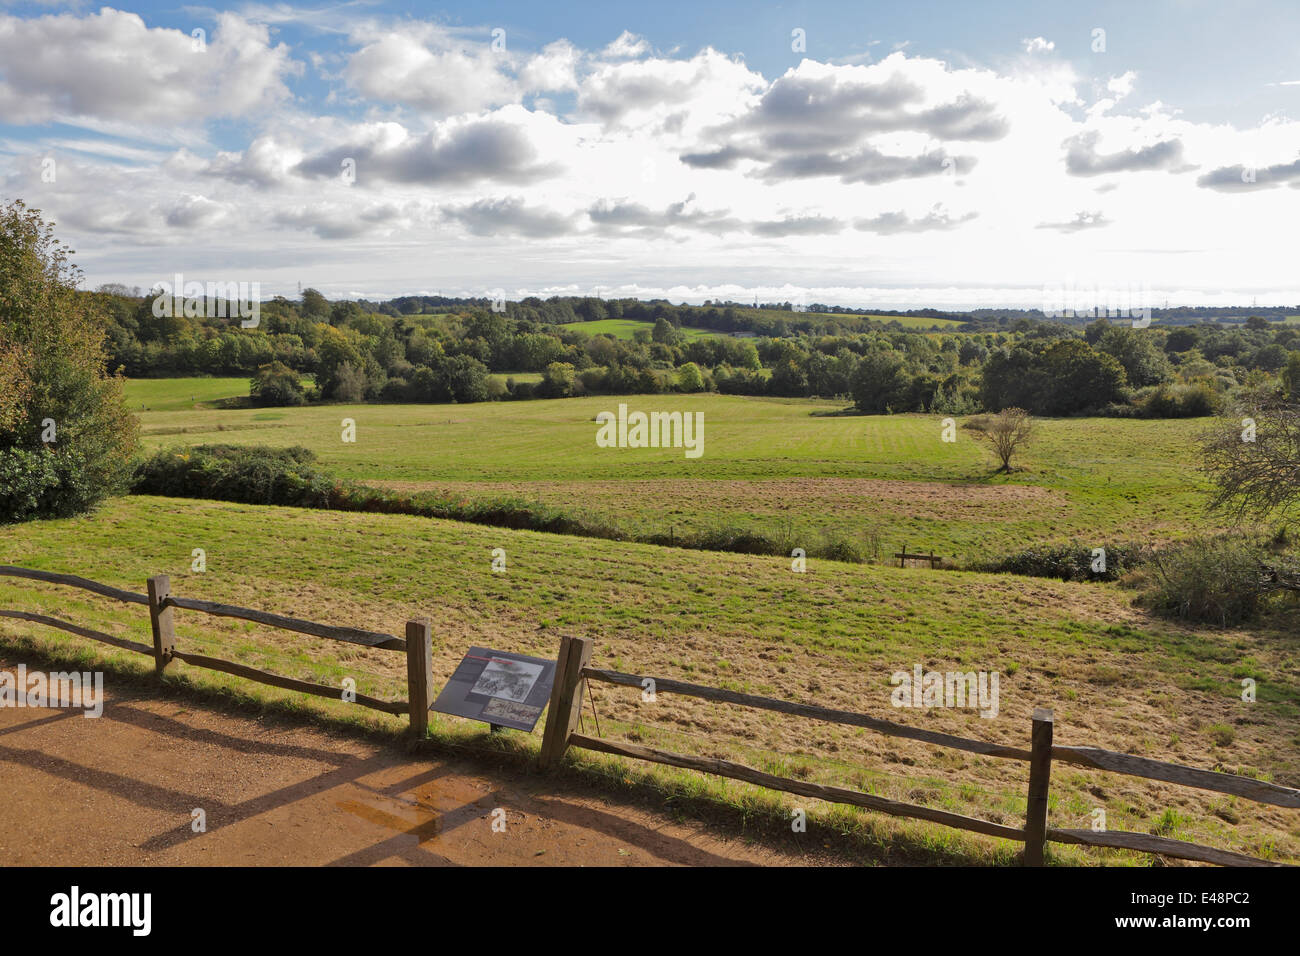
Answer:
top-left (369, 477), bottom-right (1065, 521)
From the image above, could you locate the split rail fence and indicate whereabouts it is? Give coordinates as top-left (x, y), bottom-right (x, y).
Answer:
top-left (0, 565), bottom-right (435, 735)
top-left (3, 566), bottom-right (1297, 866)
top-left (539, 635), bottom-right (1299, 867)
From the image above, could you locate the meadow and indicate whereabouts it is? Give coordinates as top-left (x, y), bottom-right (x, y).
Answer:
top-left (1, 494), bottom-right (1296, 863)
top-left (125, 379), bottom-right (1222, 565)
top-left (558, 318), bottom-right (726, 340)
top-left (0, 377), bottom-right (1293, 863)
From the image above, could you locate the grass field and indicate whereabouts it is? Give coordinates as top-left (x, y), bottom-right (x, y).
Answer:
top-left (2, 495), bottom-right (1296, 863)
top-left (127, 381), bottom-right (1224, 564)
top-left (126, 377), bottom-right (250, 411)
top-left (559, 318), bottom-right (725, 340)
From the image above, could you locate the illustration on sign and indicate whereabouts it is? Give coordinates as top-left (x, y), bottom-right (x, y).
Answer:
top-left (431, 646), bottom-right (558, 732)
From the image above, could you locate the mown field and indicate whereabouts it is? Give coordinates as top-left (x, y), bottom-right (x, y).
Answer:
top-left (1, 496), bottom-right (1296, 864)
top-left (559, 318), bottom-right (726, 340)
top-left (126, 380), bottom-right (1224, 564)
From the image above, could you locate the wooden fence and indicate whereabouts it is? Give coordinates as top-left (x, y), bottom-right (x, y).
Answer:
top-left (0, 565), bottom-right (434, 736)
top-left (4, 565), bottom-right (1297, 866)
top-left (539, 635), bottom-right (1299, 867)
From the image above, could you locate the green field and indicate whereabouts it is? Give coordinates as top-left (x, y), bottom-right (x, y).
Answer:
top-left (128, 381), bottom-right (1221, 564)
top-left (4, 376), bottom-right (1296, 864)
top-left (2, 494), bottom-right (1295, 863)
top-left (810, 312), bottom-right (966, 330)
top-left (559, 318), bottom-right (726, 340)
top-left (125, 377), bottom-right (250, 411)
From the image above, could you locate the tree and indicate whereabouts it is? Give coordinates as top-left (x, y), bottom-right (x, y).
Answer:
top-left (1282, 352), bottom-right (1300, 400)
top-left (966, 407), bottom-right (1033, 472)
top-left (851, 349), bottom-right (907, 412)
top-left (1096, 327), bottom-right (1172, 388)
top-left (250, 361), bottom-right (306, 406)
top-left (675, 362), bottom-right (705, 392)
top-left (0, 200), bottom-right (139, 522)
top-left (1200, 391), bottom-right (1300, 521)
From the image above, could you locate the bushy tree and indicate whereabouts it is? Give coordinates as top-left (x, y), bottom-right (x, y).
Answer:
top-left (250, 361), bottom-right (306, 406)
top-left (851, 350), bottom-right (907, 412)
top-left (0, 200), bottom-right (139, 521)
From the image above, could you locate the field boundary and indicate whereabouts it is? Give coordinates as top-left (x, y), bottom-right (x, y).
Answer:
top-left (4, 565), bottom-right (1297, 867)
top-left (0, 565), bottom-right (428, 725)
top-left (541, 635), bottom-right (1299, 868)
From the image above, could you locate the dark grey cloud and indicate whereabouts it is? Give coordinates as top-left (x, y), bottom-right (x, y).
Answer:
top-left (294, 117), bottom-right (560, 186)
top-left (442, 197), bottom-right (576, 238)
top-left (750, 215), bottom-right (845, 237)
top-left (588, 195), bottom-right (743, 235)
top-left (1035, 210), bottom-right (1109, 232)
top-left (762, 146), bottom-right (975, 185)
top-left (854, 208), bottom-right (978, 233)
top-left (1064, 132), bottom-right (1188, 176)
top-left (678, 68), bottom-right (1001, 185)
top-left (1196, 156), bottom-right (1300, 191)
top-left (273, 203), bottom-right (403, 240)
top-left (679, 145), bottom-right (747, 170)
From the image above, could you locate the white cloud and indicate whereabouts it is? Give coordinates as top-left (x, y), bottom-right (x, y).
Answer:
top-left (0, 9), bottom-right (297, 127)
top-left (1022, 37), bottom-right (1055, 54)
top-left (603, 30), bottom-right (650, 59)
top-left (343, 30), bottom-right (519, 114)
top-left (0, 8), bottom-right (1294, 304)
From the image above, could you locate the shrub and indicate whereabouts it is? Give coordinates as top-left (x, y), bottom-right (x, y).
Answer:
top-left (132, 445), bottom-right (337, 507)
top-left (249, 361), bottom-right (306, 406)
top-left (974, 541), bottom-right (1151, 581)
top-left (1139, 535), bottom-right (1268, 625)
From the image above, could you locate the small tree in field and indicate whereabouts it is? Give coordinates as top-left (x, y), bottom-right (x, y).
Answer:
top-left (966, 407), bottom-right (1033, 472)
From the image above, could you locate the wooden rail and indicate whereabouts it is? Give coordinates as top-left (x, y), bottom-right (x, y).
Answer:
top-left (542, 640), bottom-right (1299, 868)
top-left (893, 544), bottom-right (941, 569)
top-left (162, 595), bottom-right (406, 651)
top-left (582, 667), bottom-right (1031, 760)
top-left (0, 566), bottom-right (148, 605)
top-left (0, 565), bottom-right (431, 736)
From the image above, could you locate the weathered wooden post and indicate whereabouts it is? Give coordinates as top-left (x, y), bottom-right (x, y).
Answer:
top-left (405, 620), bottom-right (434, 738)
top-left (146, 574), bottom-right (176, 678)
top-left (539, 635), bottom-right (594, 769)
top-left (1024, 706), bottom-right (1054, 865)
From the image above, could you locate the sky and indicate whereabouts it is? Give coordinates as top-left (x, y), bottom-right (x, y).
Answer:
top-left (1, 0), bottom-right (1298, 309)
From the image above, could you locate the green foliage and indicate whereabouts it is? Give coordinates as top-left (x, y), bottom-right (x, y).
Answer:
top-left (250, 361), bottom-right (306, 406)
top-left (973, 541), bottom-right (1151, 581)
top-left (851, 350), bottom-right (907, 412)
top-left (980, 340), bottom-right (1127, 415)
top-left (0, 199), bottom-right (139, 522)
top-left (1139, 535), bottom-right (1271, 625)
top-left (132, 445), bottom-right (337, 507)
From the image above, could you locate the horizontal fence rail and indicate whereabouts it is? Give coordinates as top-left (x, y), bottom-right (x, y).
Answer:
top-left (545, 639), bottom-right (1299, 868)
top-left (0, 566), bottom-right (148, 605)
top-left (161, 595), bottom-right (406, 651)
top-left (581, 667), bottom-right (1032, 761)
top-left (0, 565), bottom-right (430, 735)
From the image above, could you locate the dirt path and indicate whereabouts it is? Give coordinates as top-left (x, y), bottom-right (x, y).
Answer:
top-left (0, 656), bottom-right (820, 867)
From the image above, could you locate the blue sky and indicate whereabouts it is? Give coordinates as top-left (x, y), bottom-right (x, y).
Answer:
top-left (1, 1), bottom-right (1297, 306)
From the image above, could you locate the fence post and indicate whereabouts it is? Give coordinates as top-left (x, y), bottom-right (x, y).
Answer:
top-left (146, 574), bottom-right (176, 678)
top-left (1023, 706), bottom-right (1054, 865)
top-left (405, 620), bottom-right (434, 738)
top-left (539, 635), bottom-right (594, 770)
